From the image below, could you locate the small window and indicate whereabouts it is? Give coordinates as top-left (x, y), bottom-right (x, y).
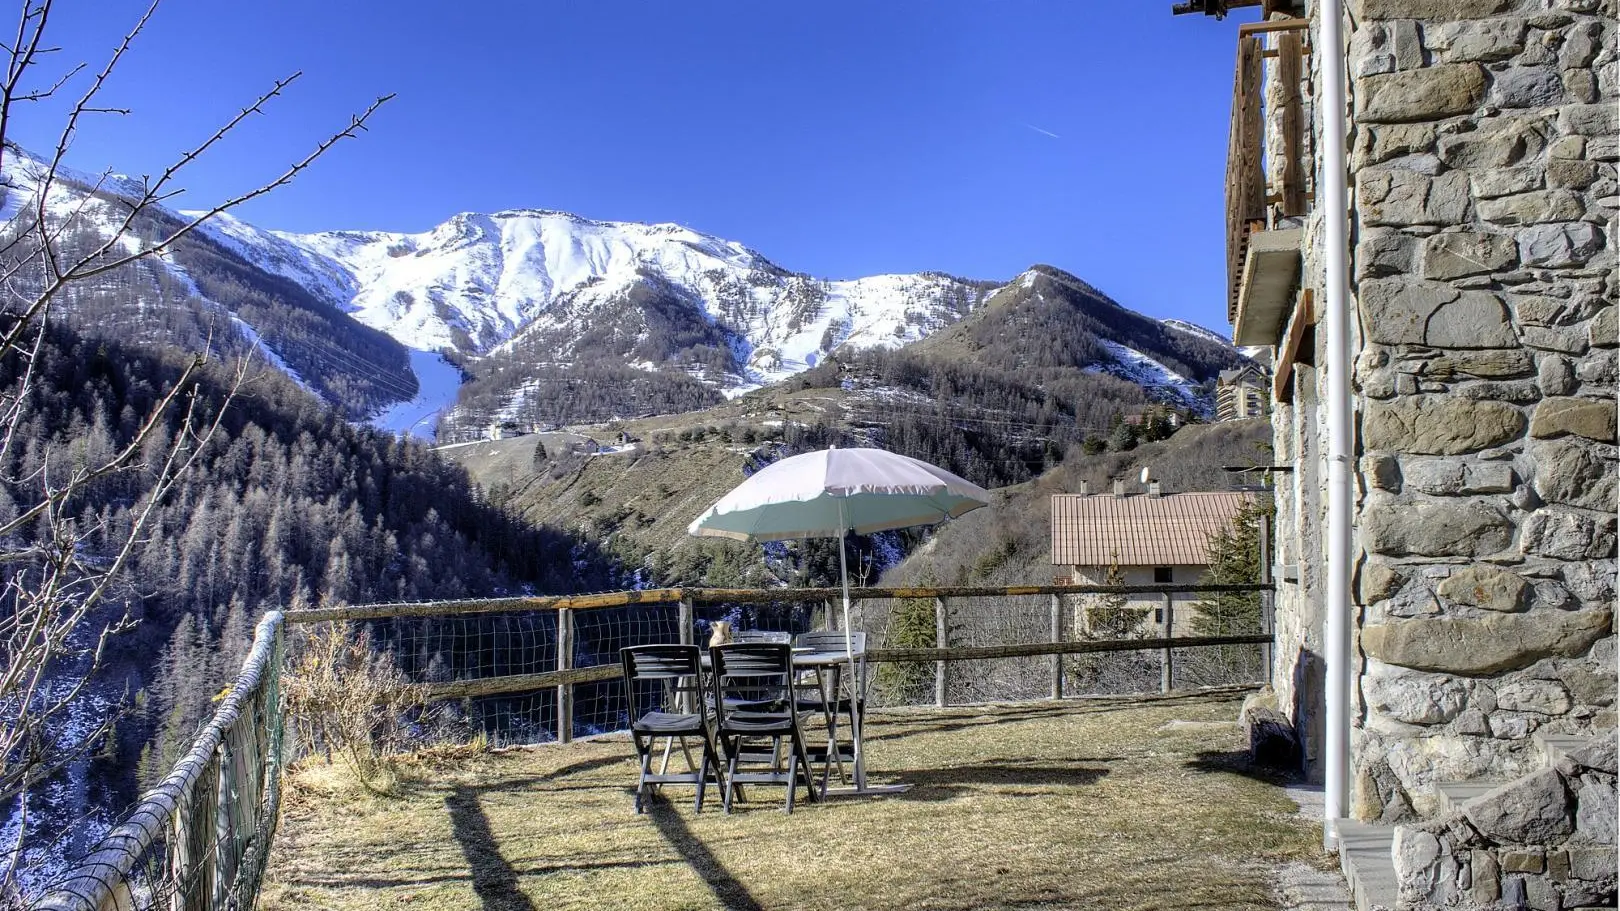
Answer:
top-left (1154, 608), bottom-right (1164, 624)
top-left (1153, 567), bottom-right (1173, 584)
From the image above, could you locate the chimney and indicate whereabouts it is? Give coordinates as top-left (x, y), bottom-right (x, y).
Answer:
top-left (1079, 480), bottom-right (1089, 496)
top-left (1149, 481), bottom-right (1163, 497)
top-left (1112, 479), bottom-right (1125, 498)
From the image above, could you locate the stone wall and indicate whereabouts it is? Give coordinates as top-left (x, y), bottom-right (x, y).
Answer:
top-left (1343, 0), bottom-right (1617, 824)
top-left (1265, 0), bottom-right (1618, 830)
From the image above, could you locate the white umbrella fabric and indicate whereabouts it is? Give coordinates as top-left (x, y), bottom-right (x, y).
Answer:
top-left (688, 446), bottom-right (990, 791)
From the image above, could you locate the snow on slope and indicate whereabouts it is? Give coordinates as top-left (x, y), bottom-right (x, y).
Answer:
top-left (184, 211), bottom-right (358, 309)
top-left (2, 140), bottom-right (1240, 431)
top-left (371, 350), bottom-right (463, 439)
top-left (280, 211), bottom-right (760, 353)
top-left (1090, 339), bottom-right (1208, 415)
top-left (1162, 318), bottom-right (1231, 346)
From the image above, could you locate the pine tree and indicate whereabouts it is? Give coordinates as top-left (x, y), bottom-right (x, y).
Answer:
top-left (1192, 496), bottom-right (1273, 679)
top-left (1194, 497), bottom-right (1271, 636)
top-left (1086, 556), bottom-right (1148, 639)
top-left (1108, 421), bottom-right (1138, 452)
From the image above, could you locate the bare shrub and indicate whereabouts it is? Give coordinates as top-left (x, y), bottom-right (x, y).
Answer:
top-left (283, 623), bottom-right (423, 793)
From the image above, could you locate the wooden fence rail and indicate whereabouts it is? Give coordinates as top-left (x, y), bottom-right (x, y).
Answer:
top-left (282, 583), bottom-right (1270, 624)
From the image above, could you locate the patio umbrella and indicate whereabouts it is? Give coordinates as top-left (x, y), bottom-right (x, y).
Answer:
top-left (688, 446), bottom-right (991, 790)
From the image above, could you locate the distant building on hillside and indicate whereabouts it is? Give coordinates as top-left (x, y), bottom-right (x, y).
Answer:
top-left (1215, 364), bottom-right (1269, 421)
top-left (1050, 488), bottom-right (1252, 636)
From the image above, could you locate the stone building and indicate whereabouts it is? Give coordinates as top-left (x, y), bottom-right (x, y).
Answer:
top-left (1050, 488), bottom-right (1253, 636)
top-left (1178, 0), bottom-right (1616, 908)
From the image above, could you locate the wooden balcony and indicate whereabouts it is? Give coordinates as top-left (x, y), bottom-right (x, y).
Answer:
top-left (1225, 20), bottom-right (1311, 331)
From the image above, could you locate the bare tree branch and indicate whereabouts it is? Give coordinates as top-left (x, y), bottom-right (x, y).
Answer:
top-left (0, 0), bottom-right (391, 877)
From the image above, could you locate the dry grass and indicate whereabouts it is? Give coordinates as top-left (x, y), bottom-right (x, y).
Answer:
top-left (261, 688), bottom-right (1333, 911)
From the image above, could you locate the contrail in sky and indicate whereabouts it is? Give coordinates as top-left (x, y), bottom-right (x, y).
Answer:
top-left (1020, 122), bottom-right (1061, 140)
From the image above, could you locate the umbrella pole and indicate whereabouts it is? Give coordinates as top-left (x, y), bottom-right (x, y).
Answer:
top-left (836, 500), bottom-right (864, 790)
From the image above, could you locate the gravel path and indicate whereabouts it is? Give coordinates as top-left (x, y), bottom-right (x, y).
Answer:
top-left (1274, 784), bottom-right (1355, 911)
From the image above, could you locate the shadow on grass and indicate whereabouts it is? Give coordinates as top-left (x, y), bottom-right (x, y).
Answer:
top-left (446, 786), bottom-right (539, 911)
top-left (888, 757), bottom-right (1112, 802)
top-left (647, 802), bottom-right (766, 911)
top-left (289, 855), bottom-right (680, 891)
top-left (866, 688), bottom-right (1251, 747)
top-left (1184, 749), bottom-right (1301, 786)
top-left (543, 751), bottom-right (635, 780)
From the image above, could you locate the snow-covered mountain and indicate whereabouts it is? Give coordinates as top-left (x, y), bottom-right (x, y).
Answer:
top-left (1, 142), bottom-right (1243, 438)
top-left (255, 210), bottom-right (989, 386)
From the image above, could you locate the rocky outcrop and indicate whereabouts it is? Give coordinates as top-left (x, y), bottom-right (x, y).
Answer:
top-left (1392, 736), bottom-right (1617, 911)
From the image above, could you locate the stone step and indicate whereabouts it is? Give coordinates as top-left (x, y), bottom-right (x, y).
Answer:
top-left (1535, 731), bottom-right (1592, 767)
top-left (1336, 819), bottom-right (1398, 911)
top-left (1435, 779), bottom-right (1507, 814)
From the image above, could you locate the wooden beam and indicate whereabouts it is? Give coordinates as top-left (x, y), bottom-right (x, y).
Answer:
top-left (1274, 289), bottom-right (1316, 403)
top-left (1238, 18), bottom-right (1309, 36)
top-left (413, 664), bottom-right (620, 700)
top-left (1276, 29), bottom-right (1307, 216)
top-left (284, 588), bottom-right (687, 623)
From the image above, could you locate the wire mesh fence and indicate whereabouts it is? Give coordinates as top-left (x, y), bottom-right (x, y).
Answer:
top-left (280, 584), bottom-right (1269, 753)
top-left (33, 612), bottom-right (285, 911)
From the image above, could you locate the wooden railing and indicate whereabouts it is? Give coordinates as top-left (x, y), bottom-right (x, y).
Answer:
top-left (286, 583), bottom-right (1274, 735)
top-left (37, 613), bottom-right (287, 911)
top-left (1225, 19), bottom-right (1310, 321)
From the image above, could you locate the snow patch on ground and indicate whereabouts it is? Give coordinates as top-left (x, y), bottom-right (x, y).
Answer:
top-left (1163, 318), bottom-right (1232, 346)
top-left (370, 350), bottom-right (463, 440)
top-left (230, 316), bottom-right (316, 395)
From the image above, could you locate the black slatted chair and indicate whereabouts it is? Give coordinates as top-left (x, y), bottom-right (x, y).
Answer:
top-left (620, 645), bottom-right (722, 813)
top-left (718, 629), bottom-right (791, 712)
top-left (792, 630), bottom-right (864, 794)
top-left (709, 642), bottom-right (818, 813)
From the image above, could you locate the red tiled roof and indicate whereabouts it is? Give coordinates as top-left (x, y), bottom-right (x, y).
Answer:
top-left (1050, 491), bottom-right (1253, 567)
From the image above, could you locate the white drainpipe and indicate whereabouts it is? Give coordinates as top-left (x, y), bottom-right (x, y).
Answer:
top-left (1318, 0), bottom-right (1354, 849)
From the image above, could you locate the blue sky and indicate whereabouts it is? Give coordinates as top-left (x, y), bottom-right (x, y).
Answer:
top-left (16, 1), bottom-right (1262, 333)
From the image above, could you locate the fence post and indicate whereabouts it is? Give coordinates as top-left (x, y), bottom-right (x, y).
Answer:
top-left (1160, 593), bottom-right (1174, 694)
top-left (1049, 594), bottom-right (1064, 700)
top-left (211, 743), bottom-right (231, 911)
top-left (1260, 516), bottom-right (1274, 684)
top-left (678, 596), bottom-right (694, 646)
top-left (934, 597), bottom-right (949, 708)
top-left (678, 596), bottom-right (695, 713)
top-left (557, 608), bottom-right (575, 744)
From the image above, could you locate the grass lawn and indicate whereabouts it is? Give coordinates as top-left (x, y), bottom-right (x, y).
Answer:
top-left (261, 687), bottom-right (1335, 911)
